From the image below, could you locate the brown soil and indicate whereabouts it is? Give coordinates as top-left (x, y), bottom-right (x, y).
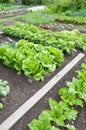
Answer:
top-left (54, 22), bottom-right (86, 33)
top-left (0, 33), bottom-right (19, 43)
top-left (38, 22), bottom-right (86, 34)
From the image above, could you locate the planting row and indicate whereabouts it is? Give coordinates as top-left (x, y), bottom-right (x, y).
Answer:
top-left (55, 16), bottom-right (86, 24)
top-left (28, 61), bottom-right (86, 130)
top-left (0, 40), bottom-right (64, 81)
top-left (2, 23), bottom-right (86, 54)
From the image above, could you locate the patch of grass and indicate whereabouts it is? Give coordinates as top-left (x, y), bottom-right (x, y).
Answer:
top-left (15, 11), bottom-right (57, 25)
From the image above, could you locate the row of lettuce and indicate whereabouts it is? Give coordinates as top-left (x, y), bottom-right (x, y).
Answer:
top-left (0, 40), bottom-right (64, 81)
top-left (55, 16), bottom-right (86, 24)
top-left (0, 37), bottom-right (63, 108)
top-left (28, 62), bottom-right (86, 130)
top-left (0, 79), bottom-right (10, 110)
top-left (2, 23), bottom-right (86, 54)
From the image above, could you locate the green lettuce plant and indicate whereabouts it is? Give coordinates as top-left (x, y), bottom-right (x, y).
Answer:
top-left (2, 23), bottom-right (86, 54)
top-left (0, 79), bottom-right (10, 96)
top-left (0, 40), bottom-right (64, 81)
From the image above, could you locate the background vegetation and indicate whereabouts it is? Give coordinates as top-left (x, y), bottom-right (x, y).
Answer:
top-left (0, 0), bottom-right (86, 9)
top-left (46, 0), bottom-right (86, 13)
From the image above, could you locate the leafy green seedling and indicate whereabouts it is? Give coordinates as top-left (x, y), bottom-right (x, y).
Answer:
top-left (0, 102), bottom-right (4, 110)
top-left (0, 80), bottom-right (10, 96)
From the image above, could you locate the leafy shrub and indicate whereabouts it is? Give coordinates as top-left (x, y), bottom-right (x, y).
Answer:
top-left (21, 0), bottom-right (42, 5)
top-left (0, 0), bottom-right (10, 3)
top-left (74, 0), bottom-right (86, 10)
top-left (42, 0), bottom-right (53, 5)
top-left (47, 0), bottom-right (86, 13)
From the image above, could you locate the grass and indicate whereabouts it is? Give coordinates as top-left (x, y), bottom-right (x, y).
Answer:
top-left (15, 11), bottom-right (57, 25)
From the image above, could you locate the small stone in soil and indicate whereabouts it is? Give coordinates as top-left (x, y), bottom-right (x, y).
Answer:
top-left (27, 79), bottom-right (33, 83)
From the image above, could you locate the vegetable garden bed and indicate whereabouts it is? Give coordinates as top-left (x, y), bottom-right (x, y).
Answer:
top-left (0, 38), bottom-right (80, 123)
top-left (0, 51), bottom-right (85, 130)
top-left (0, 21), bottom-right (86, 130)
top-left (10, 57), bottom-right (86, 130)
